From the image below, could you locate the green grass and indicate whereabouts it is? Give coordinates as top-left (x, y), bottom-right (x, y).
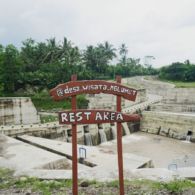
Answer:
top-left (40, 115), bottom-right (58, 123)
top-left (158, 78), bottom-right (195, 88)
top-left (157, 179), bottom-right (195, 193)
top-left (168, 81), bottom-right (195, 88)
top-left (1, 168), bottom-right (195, 195)
top-left (127, 179), bottom-right (195, 193)
top-left (14, 178), bottom-right (72, 195)
top-left (0, 168), bottom-right (72, 195)
top-left (30, 90), bottom-right (70, 111)
top-left (32, 91), bottom-right (88, 111)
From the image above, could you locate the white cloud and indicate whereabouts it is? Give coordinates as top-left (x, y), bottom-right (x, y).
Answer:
top-left (0, 0), bottom-right (195, 67)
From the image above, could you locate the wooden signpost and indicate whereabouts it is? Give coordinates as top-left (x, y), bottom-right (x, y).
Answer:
top-left (50, 75), bottom-right (140, 195)
top-left (50, 79), bottom-right (137, 101)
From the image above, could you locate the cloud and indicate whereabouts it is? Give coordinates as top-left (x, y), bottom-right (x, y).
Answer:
top-left (0, 0), bottom-right (195, 67)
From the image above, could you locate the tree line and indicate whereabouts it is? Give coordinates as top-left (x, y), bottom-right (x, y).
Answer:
top-left (0, 38), bottom-right (157, 94)
top-left (159, 60), bottom-right (195, 82)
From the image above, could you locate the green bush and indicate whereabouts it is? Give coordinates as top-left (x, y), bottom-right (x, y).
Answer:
top-left (159, 179), bottom-right (195, 193)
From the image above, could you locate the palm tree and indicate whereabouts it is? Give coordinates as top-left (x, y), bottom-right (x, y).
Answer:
top-left (42, 38), bottom-right (61, 63)
top-left (119, 43), bottom-right (128, 65)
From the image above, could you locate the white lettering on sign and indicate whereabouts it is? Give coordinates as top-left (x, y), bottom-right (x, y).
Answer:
top-left (95, 112), bottom-right (102, 120)
top-left (60, 111), bottom-right (124, 123)
top-left (76, 112), bottom-right (82, 121)
top-left (57, 84), bottom-right (136, 97)
top-left (69, 113), bottom-right (75, 122)
top-left (103, 112), bottom-right (109, 120)
top-left (116, 113), bottom-right (123, 120)
top-left (84, 112), bottom-right (92, 120)
top-left (63, 86), bottom-right (80, 94)
top-left (61, 113), bottom-right (68, 122)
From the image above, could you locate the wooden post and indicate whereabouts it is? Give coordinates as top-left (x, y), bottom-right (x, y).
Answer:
top-left (71, 74), bottom-right (78, 195)
top-left (116, 75), bottom-right (124, 195)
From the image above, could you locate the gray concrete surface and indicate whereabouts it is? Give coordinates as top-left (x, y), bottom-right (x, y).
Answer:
top-left (1, 133), bottom-right (195, 181)
top-left (100, 132), bottom-right (195, 168)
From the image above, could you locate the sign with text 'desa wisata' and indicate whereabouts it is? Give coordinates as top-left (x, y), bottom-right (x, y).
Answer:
top-left (50, 80), bottom-right (137, 101)
top-left (58, 109), bottom-right (140, 125)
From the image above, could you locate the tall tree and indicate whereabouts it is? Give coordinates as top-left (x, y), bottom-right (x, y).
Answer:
top-left (0, 45), bottom-right (4, 92)
top-left (119, 43), bottom-right (128, 65)
top-left (60, 38), bottom-right (81, 66)
top-left (83, 42), bottom-right (116, 75)
top-left (42, 38), bottom-right (61, 64)
top-left (2, 45), bottom-right (19, 93)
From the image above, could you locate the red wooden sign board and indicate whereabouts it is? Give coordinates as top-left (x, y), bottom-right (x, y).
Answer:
top-left (50, 75), bottom-right (139, 195)
top-left (50, 80), bottom-right (137, 101)
top-left (59, 109), bottom-right (140, 125)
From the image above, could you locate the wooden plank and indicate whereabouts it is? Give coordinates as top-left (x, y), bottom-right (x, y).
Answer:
top-left (50, 80), bottom-right (137, 101)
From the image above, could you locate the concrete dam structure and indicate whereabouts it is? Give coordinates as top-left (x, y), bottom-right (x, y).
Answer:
top-left (141, 111), bottom-right (195, 142)
top-left (0, 97), bottom-right (40, 125)
top-left (0, 76), bottom-right (195, 182)
top-left (125, 76), bottom-right (195, 143)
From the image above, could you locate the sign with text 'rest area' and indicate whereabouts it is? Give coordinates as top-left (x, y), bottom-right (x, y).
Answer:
top-left (50, 80), bottom-right (137, 101)
top-left (59, 110), bottom-right (140, 125)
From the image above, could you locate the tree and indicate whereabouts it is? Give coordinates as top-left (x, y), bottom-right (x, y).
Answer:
top-left (119, 43), bottom-right (128, 65)
top-left (159, 62), bottom-right (194, 81)
top-left (58, 37), bottom-right (81, 75)
top-left (83, 42), bottom-right (116, 76)
top-left (0, 45), bottom-right (4, 93)
top-left (20, 38), bottom-right (38, 72)
top-left (1, 45), bottom-right (20, 93)
top-left (42, 38), bottom-right (61, 64)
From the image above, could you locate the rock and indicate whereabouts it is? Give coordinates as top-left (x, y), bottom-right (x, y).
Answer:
top-left (25, 189), bottom-right (32, 195)
top-left (15, 189), bottom-right (21, 193)
top-left (79, 180), bottom-right (89, 187)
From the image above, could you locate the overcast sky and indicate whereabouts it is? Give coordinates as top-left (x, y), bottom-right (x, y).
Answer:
top-left (0, 0), bottom-right (195, 67)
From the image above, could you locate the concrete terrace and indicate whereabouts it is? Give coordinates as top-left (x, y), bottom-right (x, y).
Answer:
top-left (0, 134), bottom-right (152, 180)
top-left (1, 133), bottom-right (195, 181)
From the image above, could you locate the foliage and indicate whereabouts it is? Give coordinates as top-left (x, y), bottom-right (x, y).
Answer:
top-left (119, 43), bottom-right (128, 65)
top-left (0, 45), bottom-right (21, 93)
top-left (1, 168), bottom-right (195, 195)
top-left (76, 94), bottom-right (89, 109)
top-left (83, 42), bottom-right (116, 77)
top-left (0, 168), bottom-right (72, 195)
top-left (0, 38), bottom-right (157, 95)
top-left (31, 91), bottom-right (88, 111)
top-left (159, 61), bottom-right (195, 82)
top-left (40, 115), bottom-right (58, 123)
top-left (31, 91), bottom-right (71, 111)
top-left (158, 179), bottom-right (195, 193)
top-left (161, 80), bottom-right (195, 88)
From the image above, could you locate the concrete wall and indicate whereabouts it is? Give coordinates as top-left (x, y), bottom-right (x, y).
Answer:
top-left (124, 88), bottom-right (147, 108)
top-left (149, 88), bottom-right (195, 113)
top-left (141, 111), bottom-right (195, 142)
top-left (149, 88), bottom-right (195, 104)
top-left (151, 103), bottom-right (195, 113)
top-left (0, 97), bottom-right (40, 125)
top-left (87, 88), bottom-right (147, 110)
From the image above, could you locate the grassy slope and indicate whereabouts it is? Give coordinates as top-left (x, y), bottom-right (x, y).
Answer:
top-left (167, 81), bottom-right (195, 88)
top-left (0, 168), bottom-right (195, 195)
top-left (157, 78), bottom-right (195, 88)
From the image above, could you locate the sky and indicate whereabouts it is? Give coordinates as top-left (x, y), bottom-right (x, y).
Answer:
top-left (0, 0), bottom-right (195, 67)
